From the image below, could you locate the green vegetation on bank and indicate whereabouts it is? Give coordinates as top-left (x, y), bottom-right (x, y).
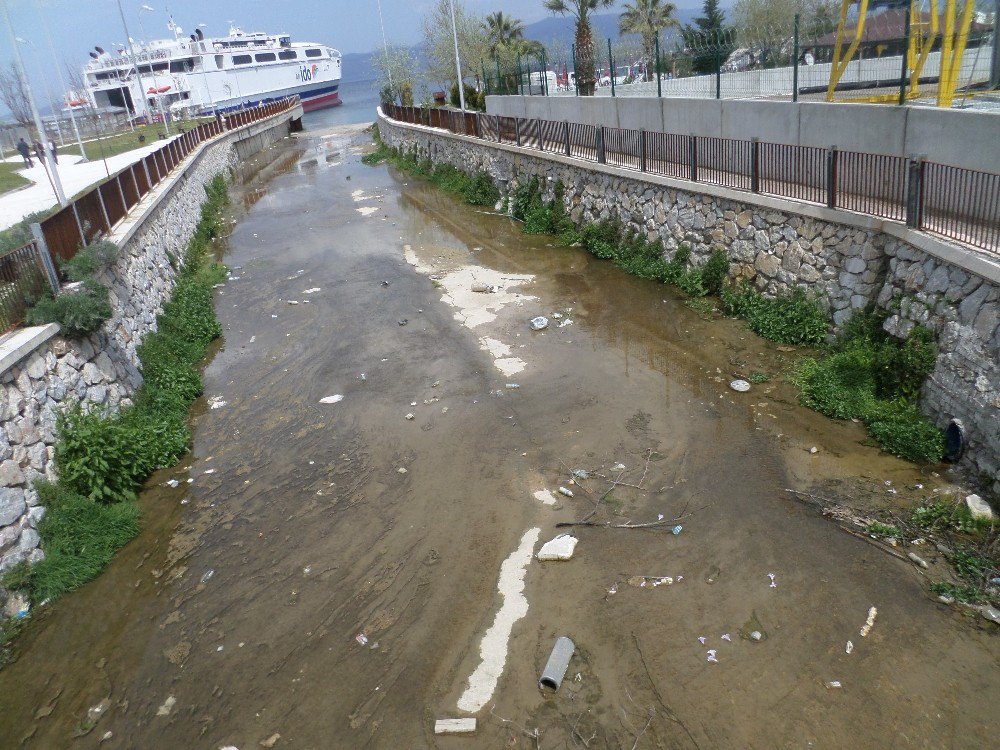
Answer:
top-left (57, 119), bottom-right (214, 162)
top-left (363, 130), bottom-right (945, 464)
top-left (0, 163), bottom-right (30, 196)
top-left (26, 240), bottom-right (118, 337)
top-left (2, 175), bottom-right (228, 605)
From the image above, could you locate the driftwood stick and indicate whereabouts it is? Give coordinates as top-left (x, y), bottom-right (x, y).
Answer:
top-left (630, 710), bottom-right (655, 750)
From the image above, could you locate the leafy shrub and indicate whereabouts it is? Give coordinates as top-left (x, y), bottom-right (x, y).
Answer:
top-left (26, 279), bottom-right (112, 337)
top-left (449, 83), bottom-right (485, 111)
top-left (701, 249), bottom-right (729, 296)
top-left (512, 177), bottom-right (540, 222)
top-left (721, 282), bottom-right (828, 346)
top-left (864, 400), bottom-right (944, 463)
top-left (462, 170), bottom-right (500, 206)
top-left (60, 240), bottom-right (119, 281)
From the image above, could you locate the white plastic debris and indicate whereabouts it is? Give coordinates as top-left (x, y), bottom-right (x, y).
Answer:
top-left (355, 633), bottom-right (369, 646)
top-left (319, 395), bottom-right (344, 404)
top-left (767, 572), bottom-right (777, 588)
top-left (557, 319), bottom-right (573, 327)
top-left (156, 696), bottom-right (176, 716)
top-left (529, 316), bottom-right (549, 331)
top-left (405, 413), bottom-right (415, 420)
top-left (537, 534), bottom-right (578, 561)
top-left (435, 718), bottom-right (477, 735)
top-left (397, 467), bottom-right (407, 474)
top-left (730, 379), bottom-right (751, 392)
top-left (557, 486), bottom-right (574, 498)
top-left (208, 396), bottom-right (227, 409)
top-left (165, 479), bottom-right (179, 488)
top-left (612, 463), bottom-right (626, 471)
top-left (750, 630), bottom-right (763, 642)
top-left (706, 649), bottom-right (718, 663)
top-left (859, 606), bottom-right (877, 637)
top-left (845, 640), bottom-right (854, 654)
top-left (697, 636), bottom-right (707, 644)
top-left (303, 287), bottom-right (321, 294)
top-left (721, 633), bottom-right (732, 642)
top-left (826, 681), bottom-right (843, 689)
top-left (907, 552), bottom-right (928, 569)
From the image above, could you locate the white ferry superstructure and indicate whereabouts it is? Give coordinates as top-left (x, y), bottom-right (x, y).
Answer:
top-left (82, 24), bottom-right (342, 116)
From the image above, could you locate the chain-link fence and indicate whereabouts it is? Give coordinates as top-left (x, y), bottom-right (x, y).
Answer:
top-left (479, 2), bottom-right (998, 108)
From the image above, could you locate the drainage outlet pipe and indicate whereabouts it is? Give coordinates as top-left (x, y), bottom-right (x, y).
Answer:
top-left (539, 636), bottom-right (575, 691)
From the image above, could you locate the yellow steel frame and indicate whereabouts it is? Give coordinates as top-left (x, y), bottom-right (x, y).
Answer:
top-left (826, 0), bottom-right (871, 101)
top-left (937, 0), bottom-right (977, 107)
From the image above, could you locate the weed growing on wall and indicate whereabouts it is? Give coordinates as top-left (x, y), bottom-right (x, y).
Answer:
top-left (721, 282), bottom-right (828, 346)
top-left (3, 175), bottom-right (229, 605)
top-left (791, 310), bottom-right (944, 463)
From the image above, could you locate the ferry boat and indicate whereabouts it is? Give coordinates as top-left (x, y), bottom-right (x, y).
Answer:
top-left (82, 22), bottom-right (342, 117)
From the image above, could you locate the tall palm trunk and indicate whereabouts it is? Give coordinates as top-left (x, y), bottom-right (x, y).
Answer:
top-left (576, 19), bottom-right (596, 96)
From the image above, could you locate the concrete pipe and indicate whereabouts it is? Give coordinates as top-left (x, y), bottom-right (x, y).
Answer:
top-left (539, 636), bottom-right (575, 691)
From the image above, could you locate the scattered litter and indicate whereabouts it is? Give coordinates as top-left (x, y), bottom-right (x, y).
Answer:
top-left (435, 718), bottom-right (476, 735)
top-left (809, 446), bottom-right (819, 454)
top-left (271, 314), bottom-right (278, 318)
top-left (260, 733), bottom-right (282, 748)
top-left (697, 636), bottom-right (707, 644)
top-left (319, 395), bottom-right (344, 404)
top-left (826, 681), bottom-right (843, 689)
top-left (539, 636), bottom-right (575, 690)
top-left (938, 594), bottom-right (955, 604)
top-left (208, 396), bottom-right (227, 409)
top-left (706, 649), bottom-right (719, 663)
top-left (657, 513), bottom-right (665, 521)
top-left (537, 534), bottom-right (578, 561)
top-left (529, 316), bottom-right (549, 331)
top-left (767, 572), bottom-right (777, 588)
top-left (533, 489), bottom-right (557, 506)
top-left (249, 336), bottom-right (256, 343)
top-left (907, 552), bottom-right (928, 569)
top-left (471, 283), bottom-right (497, 293)
top-left (845, 640), bottom-right (854, 654)
top-left (979, 606), bottom-right (1000, 625)
top-left (551, 312), bottom-right (563, 319)
top-left (750, 630), bottom-right (763, 642)
top-left (165, 479), bottom-right (179, 488)
top-left (398, 319), bottom-right (408, 326)
top-left (730, 379), bottom-right (751, 392)
top-left (606, 584), bottom-right (618, 596)
top-left (612, 462), bottom-right (626, 471)
top-left (431, 380), bottom-right (440, 387)
top-left (966, 494), bottom-right (994, 521)
top-left (721, 633), bottom-right (732, 642)
top-left (381, 280), bottom-right (390, 287)
top-left (397, 467), bottom-right (407, 474)
top-left (572, 469), bottom-right (589, 480)
top-left (200, 569), bottom-right (215, 584)
top-left (355, 633), bottom-right (369, 646)
top-left (405, 413), bottom-right (415, 420)
top-left (156, 696), bottom-right (176, 716)
top-left (859, 606), bottom-right (877, 637)
top-left (287, 300), bottom-right (299, 305)
top-left (359, 373), bottom-right (366, 381)
top-left (303, 288), bottom-right (321, 294)
top-left (740, 611), bottom-right (766, 642)
top-left (303, 566), bottom-right (312, 575)
top-left (557, 319), bottom-right (573, 328)
top-left (505, 383), bottom-right (519, 389)
top-left (203, 469), bottom-right (216, 475)
top-left (216, 645), bottom-right (224, 652)
top-left (628, 575), bottom-right (673, 588)
top-left (671, 525), bottom-right (683, 535)
top-left (557, 486), bottom-right (574, 498)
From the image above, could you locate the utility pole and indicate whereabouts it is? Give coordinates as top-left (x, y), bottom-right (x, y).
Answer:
top-left (115, 0), bottom-right (153, 121)
top-left (376, 0), bottom-right (394, 95)
top-left (36, 0), bottom-right (88, 161)
top-left (448, 0), bottom-right (465, 111)
top-left (991, 0), bottom-right (1000, 89)
top-left (1, 0), bottom-right (66, 205)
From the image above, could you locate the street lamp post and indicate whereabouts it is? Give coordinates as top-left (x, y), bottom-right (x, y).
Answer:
top-left (447, 0), bottom-right (465, 111)
top-left (1, 0), bottom-right (66, 205)
top-left (375, 0), bottom-right (393, 96)
top-left (115, 0), bottom-right (153, 122)
top-left (36, 0), bottom-right (88, 162)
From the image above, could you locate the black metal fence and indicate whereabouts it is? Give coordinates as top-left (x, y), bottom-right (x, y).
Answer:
top-left (0, 241), bottom-right (52, 333)
top-left (384, 104), bottom-right (999, 256)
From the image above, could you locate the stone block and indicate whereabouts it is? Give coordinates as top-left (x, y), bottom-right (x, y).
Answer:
top-left (0, 487), bottom-right (27, 526)
top-left (755, 253), bottom-right (780, 278)
top-left (845, 257), bottom-right (868, 274)
top-left (0, 460), bottom-right (25, 487)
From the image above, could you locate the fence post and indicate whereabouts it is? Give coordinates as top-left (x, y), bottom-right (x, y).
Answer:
top-left (640, 130), bottom-right (647, 172)
top-left (906, 154), bottom-right (925, 228)
top-left (541, 49), bottom-right (548, 96)
top-left (536, 118), bottom-right (542, 149)
top-left (596, 125), bottom-right (605, 164)
top-left (495, 114), bottom-right (501, 143)
top-left (29, 223), bottom-right (60, 294)
top-left (751, 137), bottom-right (760, 193)
top-left (608, 39), bottom-right (616, 97)
top-left (70, 202), bottom-right (88, 247)
top-left (898, 9), bottom-right (912, 106)
top-left (792, 14), bottom-right (800, 102)
top-left (689, 135), bottom-right (698, 182)
top-left (571, 44), bottom-right (579, 96)
top-left (95, 185), bottom-right (113, 233)
top-left (114, 173), bottom-right (129, 212)
top-left (564, 120), bottom-right (571, 156)
top-left (655, 33), bottom-right (662, 98)
top-left (517, 53), bottom-right (523, 95)
top-left (826, 145), bottom-right (838, 209)
top-left (716, 56), bottom-right (722, 99)
top-left (515, 118), bottom-right (521, 147)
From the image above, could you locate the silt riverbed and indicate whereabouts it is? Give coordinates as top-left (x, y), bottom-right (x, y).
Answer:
top-left (0, 123), bottom-right (997, 749)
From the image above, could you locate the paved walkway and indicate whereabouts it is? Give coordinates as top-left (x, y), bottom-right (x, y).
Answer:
top-left (0, 136), bottom-right (180, 231)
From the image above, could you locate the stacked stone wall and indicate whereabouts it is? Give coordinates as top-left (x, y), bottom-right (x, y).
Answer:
top-left (379, 114), bottom-right (1000, 492)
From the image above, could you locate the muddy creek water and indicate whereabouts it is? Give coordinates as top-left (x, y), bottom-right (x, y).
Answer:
top-left (1, 124), bottom-right (997, 749)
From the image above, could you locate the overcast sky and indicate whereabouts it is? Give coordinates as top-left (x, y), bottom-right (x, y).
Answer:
top-left (1, 1), bottom-right (710, 115)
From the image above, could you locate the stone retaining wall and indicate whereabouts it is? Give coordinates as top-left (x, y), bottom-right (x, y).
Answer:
top-left (378, 112), bottom-right (1000, 492)
top-left (0, 116), bottom-right (295, 576)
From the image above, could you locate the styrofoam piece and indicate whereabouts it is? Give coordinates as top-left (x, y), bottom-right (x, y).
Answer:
top-left (537, 534), bottom-right (578, 561)
top-left (435, 718), bottom-right (477, 734)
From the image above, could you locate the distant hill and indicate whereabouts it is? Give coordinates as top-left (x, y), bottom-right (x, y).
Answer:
top-left (523, 9), bottom-right (701, 50)
top-left (342, 51), bottom-right (378, 82)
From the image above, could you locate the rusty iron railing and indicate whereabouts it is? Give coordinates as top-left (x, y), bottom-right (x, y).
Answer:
top-left (382, 105), bottom-right (1000, 256)
top-left (0, 241), bottom-right (53, 333)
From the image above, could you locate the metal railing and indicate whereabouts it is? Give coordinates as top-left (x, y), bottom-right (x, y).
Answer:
top-left (0, 96), bottom-right (300, 334)
top-left (39, 96), bottom-right (300, 264)
top-left (383, 104), bottom-right (999, 256)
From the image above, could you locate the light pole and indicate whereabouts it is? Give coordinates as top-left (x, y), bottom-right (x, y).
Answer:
top-left (138, 4), bottom-right (154, 40)
top-left (375, 0), bottom-right (393, 95)
top-left (115, 0), bottom-right (152, 122)
top-left (15, 35), bottom-right (65, 147)
top-left (35, 0), bottom-right (88, 162)
top-left (448, 0), bottom-right (465, 111)
top-left (1, 0), bottom-right (66, 205)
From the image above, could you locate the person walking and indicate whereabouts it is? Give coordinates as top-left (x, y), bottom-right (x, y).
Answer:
top-left (16, 137), bottom-right (33, 167)
top-left (48, 137), bottom-right (59, 165)
top-left (33, 140), bottom-right (45, 164)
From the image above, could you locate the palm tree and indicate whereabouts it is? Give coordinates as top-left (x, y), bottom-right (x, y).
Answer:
top-left (543, 0), bottom-right (616, 96)
top-left (619, 0), bottom-right (679, 81)
top-left (485, 11), bottom-right (526, 56)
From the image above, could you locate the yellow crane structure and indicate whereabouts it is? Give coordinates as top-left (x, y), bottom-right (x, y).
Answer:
top-left (825, 0), bottom-right (980, 107)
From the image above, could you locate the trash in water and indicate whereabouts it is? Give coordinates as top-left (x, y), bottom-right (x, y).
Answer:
top-left (826, 681), bottom-right (843, 689)
top-left (706, 649), bottom-right (719, 663)
top-left (397, 467), bottom-right (407, 474)
top-left (398, 319), bottom-right (408, 326)
top-left (572, 469), bottom-right (589, 480)
top-left (697, 636), bottom-right (707, 644)
top-left (166, 479), bottom-right (179, 488)
top-left (628, 575), bottom-right (673, 588)
top-left (319, 395), bottom-right (344, 404)
top-left (907, 552), bottom-right (928, 569)
top-left (979, 606), bottom-right (1000, 625)
top-left (359, 373), bottom-right (366, 381)
top-left (671, 525), bottom-right (683, 535)
top-left (767, 572), bottom-right (777, 588)
top-left (155, 696), bottom-right (176, 716)
top-left (529, 316), bottom-right (549, 331)
top-left (435, 718), bottom-right (477, 735)
top-left (558, 486), bottom-right (574, 498)
top-left (381, 280), bottom-right (390, 287)
top-left (809, 446), bottom-right (819, 454)
top-left (750, 630), bottom-right (763, 642)
top-left (552, 312), bottom-right (563, 319)
top-left (304, 288), bottom-right (321, 294)
top-left (208, 396), bottom-right (227, 409)
top-left (405, 413), bottom-right (415, 420)
top-left (539, 636), bottom-right (575, 690)
top-left (845, 640), bottom-right (854, 654)
top-left (705, 565), bottom-right (721, 584)
top-left (537, 534), bottom-right (578, 561)
top-left (740, 611), bottom-right (767, 642)
top-left (730, 379), bottom-right (751, 392)
top-left (505, 383), bottom-right (520, 389)
top-left (859, 606), bottom-right (877, 637)
top-left (355, 633), bottom-right (369, 646)
top-left (200, 569), bottom-right (215, 584)
top-left (606, 584), bottom-right (618, 596)
top-left (558, 319), bottom-right (573, 328)
top-left (471, 283), bottom-right (497, 293)
top-left (721, 633), bottom-right (732, 642)
top-left (287, 300), bottom-right (299, 305)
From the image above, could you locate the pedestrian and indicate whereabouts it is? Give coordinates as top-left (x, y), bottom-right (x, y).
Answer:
top-left (48, 138), bottom-right (58, 164)
top-left (33, 140), bottom-right (45, 165)
top-left (16, 137), bottom-right (33, 167)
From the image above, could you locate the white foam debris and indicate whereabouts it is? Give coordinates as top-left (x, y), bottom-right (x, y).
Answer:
top-left (859, 606), bottom-right (878, 637)
top-left (456, 527), bottom-right (540, 713)
top-left (156, 696), bottom-right (176, 716)
top-left (355, 206), bottom-right (378, 217)
top-left (435, 718), bottom-right (477, 735)
top-left (207, 396), bottom-right (226, 410)
top-left (533, 489), bottom-right (557, 506)
top-left (537, 534), bottom-right (578, 561)
top-left (319, 395), bottom-right (344, 404)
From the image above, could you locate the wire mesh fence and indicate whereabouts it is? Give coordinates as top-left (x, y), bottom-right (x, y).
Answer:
top-left (383, 104), bottom-right (1000, 255)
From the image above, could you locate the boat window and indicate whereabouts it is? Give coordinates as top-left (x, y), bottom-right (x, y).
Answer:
top-left (215, 54), bottom-right (224, 69)
top-left (170, 58), bottom-right (194, 73)
top-left (233, 54), bottom-right (252, 65)
top-left (255, 53), bottom-right (276, 63)
top-left (279, 50), bottom-right (297, 60)
top-left (305, 48), bottom-right (323, 58)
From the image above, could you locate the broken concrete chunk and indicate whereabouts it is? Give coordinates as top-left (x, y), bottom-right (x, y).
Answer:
top-left (966, 494), bottom-right (994, 521)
